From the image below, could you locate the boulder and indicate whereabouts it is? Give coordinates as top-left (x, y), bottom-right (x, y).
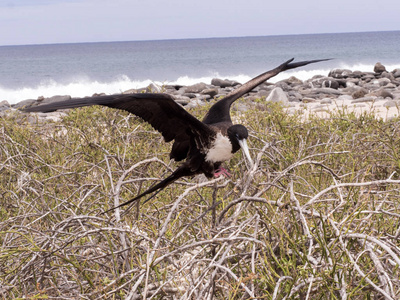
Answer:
top-left (41, 95), bottom-right (71, 105)
top-left (312, 88), bottom-right (343, 96)
top-left (0, 100), bottom-right (11, 113)
top-left (320, 98), bottom-right (333, 104)
top-left (374, 62), bottom-right (387, 74)
top-left (381, 71), bottom-right (395, 81)
top-left (12, 99), bottom-right (37, 109)
top-left (275, 81), bottom-right (291, 91)
top-left (201, 88), bottom-right (218, 98)
top-left (328, 69), bottom-right (352, 79)
top-left (266, 87), bottom-right (288, 104)
top-left (372, 78), bottom-right (391, 87)
top-left (184, 82), bottom-right (207, 93)
top-left (352, 88), bottom-right (368, 99)
top-left (351, 96), bottom-right (376, 104)
top-left (393, 69), bottom-right (400, 78)
top-left (286, 76), bottom-right (303, 85)
top-left (383, 100), bottom-right (400, 108)
top-left (308, 77), bottom-right (339, 89)
top-left (211, 78), bottom-right (239, 88)
top-left (368, 88), bottom-right (393, 99)
top-left (287, 91), bottom-right (302, 102)
top-left (322, 79), bottom-right (339, 89)
top-left (146, 83), bottom-right (161, 93)
top-left (173, 95), bottom-right (191, 105)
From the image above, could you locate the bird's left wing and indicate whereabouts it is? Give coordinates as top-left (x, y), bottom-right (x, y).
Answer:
top-left (202, 58), bottom-right (331, 124)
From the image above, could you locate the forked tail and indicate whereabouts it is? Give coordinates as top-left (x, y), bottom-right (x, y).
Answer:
top-left (103, 165), bottom-right (193, 213)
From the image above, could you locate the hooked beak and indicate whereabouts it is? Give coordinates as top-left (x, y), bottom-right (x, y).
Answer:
top-left (238, 139), bottom-right (254, 170)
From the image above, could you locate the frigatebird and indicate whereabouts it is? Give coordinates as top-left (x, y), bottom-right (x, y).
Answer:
top-left (22, 58), bottom-right (328, 210)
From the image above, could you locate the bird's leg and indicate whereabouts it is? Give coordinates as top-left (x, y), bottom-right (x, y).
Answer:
top-left (214, 167), bottom-right (231, 177)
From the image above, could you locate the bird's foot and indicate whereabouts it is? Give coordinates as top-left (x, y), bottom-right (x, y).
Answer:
top-left (214, 167), bottom-right (231, 177)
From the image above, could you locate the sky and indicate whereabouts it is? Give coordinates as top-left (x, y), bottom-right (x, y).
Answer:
top-left (1, 0), bottom-right (399, 46)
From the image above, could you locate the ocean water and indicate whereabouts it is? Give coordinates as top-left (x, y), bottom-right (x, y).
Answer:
top-left (1, 31), bottom-right (400, 104)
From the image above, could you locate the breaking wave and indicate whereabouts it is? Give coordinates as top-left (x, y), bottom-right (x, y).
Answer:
top-left (3, 63), bottom-right (400, 105)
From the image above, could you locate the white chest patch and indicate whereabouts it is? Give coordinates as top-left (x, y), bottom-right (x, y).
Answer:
top-left (205, 132), bottom-right (233, 163)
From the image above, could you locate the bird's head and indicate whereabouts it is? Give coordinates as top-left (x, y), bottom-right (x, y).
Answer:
top-left (227, 124), bottom-right (254, 168)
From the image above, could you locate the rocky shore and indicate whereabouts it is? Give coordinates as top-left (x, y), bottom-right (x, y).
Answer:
top-left (2, 62), bottom-right (400, 122)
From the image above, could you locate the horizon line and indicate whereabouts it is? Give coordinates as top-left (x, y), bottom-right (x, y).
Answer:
top-left (1, 29), bottom-right (399, 48)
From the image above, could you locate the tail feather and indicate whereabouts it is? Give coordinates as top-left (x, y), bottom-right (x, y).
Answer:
top-left (103, 165), bottom-right (194, 213)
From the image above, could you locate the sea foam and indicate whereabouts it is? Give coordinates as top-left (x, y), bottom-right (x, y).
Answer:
top-left (3, 63), bottom-right (400, 105)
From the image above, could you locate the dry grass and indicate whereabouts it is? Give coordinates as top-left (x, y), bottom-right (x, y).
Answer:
top-left (1, 101), bottom-right (400, 299)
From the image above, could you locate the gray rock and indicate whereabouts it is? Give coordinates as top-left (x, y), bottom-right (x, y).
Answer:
top-left (337, 95), bottom-right (354, 101)
top-left (0, 100), bottom-right (10, 106)
top-left (369, 88), bottom-right (393, 99)
top-left (186, 99), bottom-right (206, 109)
top-left (211, 78), bottom-right (239, 88)
top-left (381, 71), bottom-right (395, 81)
top-left (346, 81), bottom-right (356, 88)
top-left (123, 89), bottom-right (138, 94)
top-left (322, 79), bottom-right (340, 89)
top-left (0, 106), bottom-right (10, 113)
top-left (275, 81), bottom-right (291, 91)
top-left (385, 83), bottom-right (397, 89)
top-left (146, 83), bottom-right (161, 93)
top-left (302, 98), bottom-right (317, 103)
top-left (232, 103), bottom-right (250, 113)
top-left (328, 69), bottom-right (352, 78)
top-left (312, 88), bottom-right (343, 95)
top-left (201, 88), bottom-right (218, 97)
top-left (257, 89), bottom-right (269, 98)
top-left (351, 96), bottom-right (376, 103)
top-left (352, 88), bottom-right (368, 99)
top-left (320, 98), bottom-right (333, 104)
top-left (182, 93), bottom-right (197, 99)
top-left (361, 73), bottom-right (376, 80)
top-left (41, 95), bottom-right (71, 105)
top-left (172, 95), bottom-right (191, 105)
top-left (393, 69), bottom-right (400, 78)
top-left (287, 91), bottom-right (302, 102)
top-left (374, 62), bottom-right (387, 73)
top-left (197, 94), bottom-right (211, 101)
top-left (351, 71), bottom-right (364, 78)
top-left (12, 99), bottom-right (37, 109)
top-left (284, 76), bottom-right (303, 86)
top-left (266, 87), bottom-right (288, 103)
top-left (185, 82), bottom-right (207, 93)
top-left (372, 78), bottom-right (391, 87)
top-left (312, 105), bottom-right (330, 112)
top-left (363, 82), bottom-right (381, 90)
top-left (383, 100), bottom-right (400, 108)
top-left (0, 100), bottom-right (11, 112)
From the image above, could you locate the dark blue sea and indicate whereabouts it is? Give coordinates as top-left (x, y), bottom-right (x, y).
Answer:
top-left (1, 31), bottom-right (400, 104)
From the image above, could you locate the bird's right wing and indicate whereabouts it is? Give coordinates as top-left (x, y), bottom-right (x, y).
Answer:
top-left (22, 93), bottom-right (214, 147)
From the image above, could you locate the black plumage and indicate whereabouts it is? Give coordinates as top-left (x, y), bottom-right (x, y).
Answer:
top-left (22, 58), bottom-right (329, 210)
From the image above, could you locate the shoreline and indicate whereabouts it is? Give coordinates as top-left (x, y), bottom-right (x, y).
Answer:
top-left (2, 62), bottom-right (400, 121)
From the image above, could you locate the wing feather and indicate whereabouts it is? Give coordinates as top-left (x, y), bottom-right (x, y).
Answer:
top-left (23, 93), bottom-right (214, 149)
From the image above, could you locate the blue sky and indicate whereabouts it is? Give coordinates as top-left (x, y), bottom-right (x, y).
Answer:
top-left (1, 0), bottom-right (399, 46)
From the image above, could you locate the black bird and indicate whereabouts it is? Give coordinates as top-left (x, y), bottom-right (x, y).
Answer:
top-left (22, 58), bottom-right (329, 210)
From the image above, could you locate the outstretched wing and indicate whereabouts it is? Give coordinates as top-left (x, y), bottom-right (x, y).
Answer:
top-left (23, 93), bottom-right (214, 149)
top-left (202, 58), bottom-right (331, 124)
